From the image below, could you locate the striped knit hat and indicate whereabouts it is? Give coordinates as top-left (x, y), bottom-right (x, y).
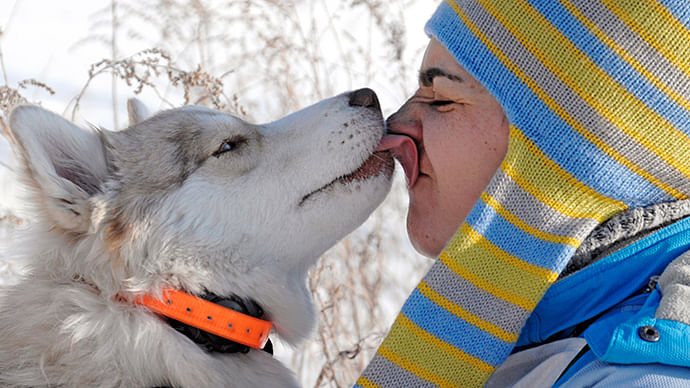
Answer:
top-left (357, 0), bottom-right (690, 387)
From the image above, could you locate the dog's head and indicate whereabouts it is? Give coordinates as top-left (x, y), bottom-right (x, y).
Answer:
top-left (8, 89), bottom-right (393, 344)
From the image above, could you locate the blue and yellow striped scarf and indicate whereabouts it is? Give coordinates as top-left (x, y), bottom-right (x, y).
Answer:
top-left (357, 0), bottom-right (690, 386)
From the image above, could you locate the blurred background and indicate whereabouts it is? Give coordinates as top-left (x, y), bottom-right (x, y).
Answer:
top-left (0, 1), bottom-right (435, 386)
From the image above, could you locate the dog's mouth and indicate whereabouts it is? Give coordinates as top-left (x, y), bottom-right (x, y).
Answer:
top-left (299, 150), bottom-right (394, 207)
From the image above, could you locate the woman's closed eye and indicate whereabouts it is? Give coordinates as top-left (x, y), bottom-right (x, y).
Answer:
top-left (429, 99), bottom-right (458, 113)
top-left (429, 100), bottom-right (454, 106)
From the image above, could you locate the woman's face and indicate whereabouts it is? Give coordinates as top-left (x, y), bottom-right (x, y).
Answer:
top-left (387, 39), bottom-right (509, 257)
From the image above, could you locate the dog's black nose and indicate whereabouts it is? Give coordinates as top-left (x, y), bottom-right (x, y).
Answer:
top-left (348, 88), bottom-right (380, 110)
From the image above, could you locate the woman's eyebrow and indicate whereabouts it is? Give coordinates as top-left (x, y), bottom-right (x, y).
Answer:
top-left (419, 67), bottom-right (463, 87)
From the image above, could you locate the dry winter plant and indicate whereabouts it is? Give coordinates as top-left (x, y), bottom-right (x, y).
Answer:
top-left (67, 48), bottom-right (245, 121)
top-left (1, 1), bottom-right (432, 386)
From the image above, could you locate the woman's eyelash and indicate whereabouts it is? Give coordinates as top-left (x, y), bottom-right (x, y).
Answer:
top-left (429, 100), bottom-right (453, 106)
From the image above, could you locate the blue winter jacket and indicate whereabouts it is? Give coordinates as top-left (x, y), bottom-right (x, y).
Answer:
top-left (487, 215), bottom-right (690, 386)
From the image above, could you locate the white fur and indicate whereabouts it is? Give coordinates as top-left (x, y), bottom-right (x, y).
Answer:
top-left (0, 92), bottom-right (393, 387)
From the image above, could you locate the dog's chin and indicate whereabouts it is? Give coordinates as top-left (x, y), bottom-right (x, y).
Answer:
top-left (245, 279), bottom-right (316, 346)
top-left (298, 150), bottom-right (394, 207)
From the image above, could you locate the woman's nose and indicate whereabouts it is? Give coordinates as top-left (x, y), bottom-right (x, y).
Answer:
top-left (386, 108), bottom-right (423, 143)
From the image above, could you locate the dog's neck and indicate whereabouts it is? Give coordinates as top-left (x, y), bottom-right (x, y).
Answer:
top-left (72, 274), bottom-right (275, 355)
top-left (136, 290), bottom-right (274, 355)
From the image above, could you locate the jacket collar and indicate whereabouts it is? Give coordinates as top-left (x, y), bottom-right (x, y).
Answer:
top-left (517, 215), bottom-right (690, 347)
top-left (562, 199), bottom-right (690, 278)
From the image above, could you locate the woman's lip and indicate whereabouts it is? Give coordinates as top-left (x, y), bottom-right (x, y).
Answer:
top-left (376, 134), bottom-right (419, 187)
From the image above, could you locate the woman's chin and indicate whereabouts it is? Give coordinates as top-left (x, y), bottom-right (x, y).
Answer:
top-left (406, 216), bottom-right (447, 258)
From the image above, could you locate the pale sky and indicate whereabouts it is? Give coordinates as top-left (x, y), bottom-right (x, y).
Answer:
top-left (2, 1), bottom-right (114, 122)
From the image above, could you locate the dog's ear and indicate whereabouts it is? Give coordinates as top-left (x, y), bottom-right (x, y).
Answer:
top-left (127, 98), bottom-right (150, 126)
top-left (9, 105), bottom-right (109, 232)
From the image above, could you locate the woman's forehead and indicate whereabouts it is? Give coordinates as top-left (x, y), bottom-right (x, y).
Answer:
top-left (419, 39), bottom-right (481, 89)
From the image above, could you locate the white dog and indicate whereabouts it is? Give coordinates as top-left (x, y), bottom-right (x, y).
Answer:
top-left (0, 89), bottom-right (394, 387)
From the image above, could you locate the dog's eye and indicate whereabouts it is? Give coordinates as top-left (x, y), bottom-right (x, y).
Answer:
top-left (212, 137), bottom-right (246, 158)
top-left (218, 142), bottom-right (233, 153)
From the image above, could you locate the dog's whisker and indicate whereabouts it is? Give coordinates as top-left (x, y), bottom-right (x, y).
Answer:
top-left (372, 153), bottom-right (387, 162)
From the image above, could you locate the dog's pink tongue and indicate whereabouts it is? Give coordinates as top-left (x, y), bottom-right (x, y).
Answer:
top-left (376, 134), bottom-right (419, 187)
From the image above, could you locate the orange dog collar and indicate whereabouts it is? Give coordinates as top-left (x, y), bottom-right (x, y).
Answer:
top-left (135, 289), bottom-right (273, 350)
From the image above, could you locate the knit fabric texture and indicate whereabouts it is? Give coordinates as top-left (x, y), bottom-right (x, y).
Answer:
top-left (356, 0), bottom-right (690, 387)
